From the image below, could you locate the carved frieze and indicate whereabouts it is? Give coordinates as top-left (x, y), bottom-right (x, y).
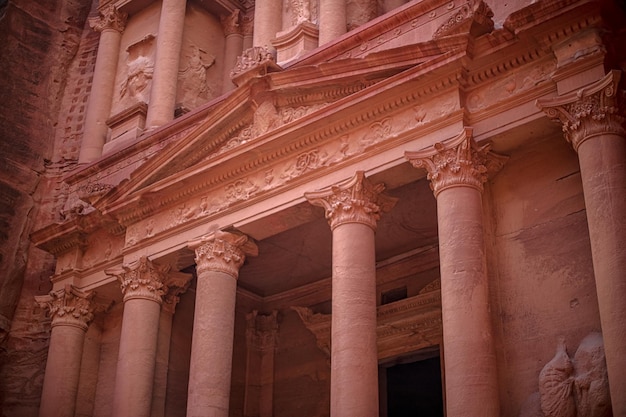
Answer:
top-left (188, 230), bottom-right (258, 278)
top-left (537, 70), bottom-right (625, 151)
top-left (35, 285), bottom-right (95, 331)
top-left (305, 171), bottom-right (398, 231)
top-left (405, 127), bottom-right (508, 196)
top-left (432, 0), bottom-right (494, 39)
top-left (89, 4), bottom-right (127, 33)
top-left (105, 256), bottom-right (169, 304)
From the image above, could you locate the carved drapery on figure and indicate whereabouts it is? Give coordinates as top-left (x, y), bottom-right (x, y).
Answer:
top-left (89, 4), bottom-right (128, 33)
top-left (405, 127), bottom-right (507, 196)
top-left (189, 230), bottom-right (258, 278)
top-left (518, 332), bottom-right (612, 417)
top-left (304, 171), bottom-right (398, 231)
top-left (35, 285), bottom-right (95, 331)
top-left (106, 256), bottom-right (169, 303)
top-left (536, 70), bottom-right (625, 151)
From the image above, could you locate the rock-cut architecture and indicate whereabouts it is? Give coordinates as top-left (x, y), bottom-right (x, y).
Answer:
top-left (0, 0), bottom-right (625, 416)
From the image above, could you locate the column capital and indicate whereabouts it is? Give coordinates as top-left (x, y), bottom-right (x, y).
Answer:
top-left (188, 230), bottom-right (258, 279)
top-left (162, 271), bottom-right (193, 314)
top-left (221, 9), bottom-right (243, 36)
top-left (241, 13), bottom-right (255, 37)
top-left (537, 70), bottom-right (626, 151)
top-left (89, 4), bottom-right (128, 33)
top-left (305, 171), bottom-right (398, 231)
top-left (106, 256), bottom-right (169, 304)
top-left (405, 127), bottom-right (507, 197)
top-left (35, 284), bottom-right (95, 331)
top-left (246, 310), bottom-right (279, 352)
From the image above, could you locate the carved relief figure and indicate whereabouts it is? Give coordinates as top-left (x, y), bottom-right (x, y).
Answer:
top-left (289, 0), bottom-right (311, 25)
top-left (520, 332), bottom-right (611, 417)
top-left (178, 45), bottom-right (216, 108)
top-left (120, 55), bottom-right (154, 103)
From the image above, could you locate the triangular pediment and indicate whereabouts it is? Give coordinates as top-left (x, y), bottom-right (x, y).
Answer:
top-left (95, 37), bottom-right (467, 219)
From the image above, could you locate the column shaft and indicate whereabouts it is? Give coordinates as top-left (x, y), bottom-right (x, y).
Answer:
top-left (252, 0), bottom-right (282, 48)
top-left (151, 310), bottom-right (174, 417)
top-left (111, 298), bottom-right (161, 417)
top-left (318, 0), bottom-right (346, 45)
top-left (223, 33), bottom-right (244, 93)
top-left (187, 269), bottom-right (237, 416)
top-left (577, 134), bottom-right (626, 414)
top-left (436, 186), bottom-right (499, 416)
top-left (146, 0), bottom-right (187, 128)
top-left (39, 326), bottom-right (87, 417)
top-left (78, 5), bottom-right (126, 163)
top-left (331, 222), bottom-right (379, 417)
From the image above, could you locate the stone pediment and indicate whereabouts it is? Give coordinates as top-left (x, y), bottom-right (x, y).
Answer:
top-left (93, 40), bottom-right (460, 224)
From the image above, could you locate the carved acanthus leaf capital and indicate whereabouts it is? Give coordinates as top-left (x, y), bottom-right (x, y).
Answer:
top-left (246, 310), bottom-right (279, 352)
top-left (221, 9), bottom-right (242, 36)
top-left (405, 127), bottom-right (507, 197)
top-left (189, 230), bottom-right (258, 279)
top-left (305, 171), bottom-right (398, 231)
top-left (105, 256), bottom-right (169, 303)
top-left (89, 4), bottom-right (128, 33)
top-left (35, 284), bottom-right (95, 331)
top-left (162, 271), bottom-right (193, 314)
top-left (537, 70), bottom-right (625, 151)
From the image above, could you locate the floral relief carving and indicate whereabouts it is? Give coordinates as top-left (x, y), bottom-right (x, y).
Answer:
top-left (305, 171), bottom-right (398, 231)
top-left (35, 285), bottom-right (95, 331)
top-left (433, 0), bottom-right (493, 39)
top-left (225, 178), bottom-right (260, 203)
top-left (537, 70), bottom-right (625, 151)
top-left (405, 127), bottom-right (507, 196)
top-left (281, 149), bottom-right (329, 180)
top-left (105, 256), bottom-right (169, 303)
top-left (89, 4), bottom-right (127, 33)
top-left (162, 272), bottom-right (193, 314)
top-left (188, 230), bottom-right (258, 278)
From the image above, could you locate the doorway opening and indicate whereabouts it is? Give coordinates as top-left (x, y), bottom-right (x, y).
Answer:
top-left (379, 347), bottom-right (444, 417)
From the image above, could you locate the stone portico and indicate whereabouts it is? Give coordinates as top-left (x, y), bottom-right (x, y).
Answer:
top-left (14, 0), bottom-right (625, 416)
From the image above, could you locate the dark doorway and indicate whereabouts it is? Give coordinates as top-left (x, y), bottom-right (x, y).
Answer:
top-left (385, 355), bottom-right (444, 417)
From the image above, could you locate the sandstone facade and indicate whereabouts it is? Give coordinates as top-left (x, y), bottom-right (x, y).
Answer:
top-left (1, 0), bottom-right (625, 416)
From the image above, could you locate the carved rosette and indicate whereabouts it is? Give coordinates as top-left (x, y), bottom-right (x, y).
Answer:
top-left (537, 70), bottom-right (625, 151)
top-left (405, 128), bottom-right (507, 197)
top-left (106, 256), bottom-right (169, 304)
top-left (246, 310), bottom-right (279, 352)
top-left (189, 230), bottom-right (258, 279)
top-left (89, 4), bottom-right (128, 33)
top-left (304, 171), bottom-right (398, 231)
top-left (221, 9), bottom-right (242, 36)
top-left (35, 285), bottom-right (95, 331)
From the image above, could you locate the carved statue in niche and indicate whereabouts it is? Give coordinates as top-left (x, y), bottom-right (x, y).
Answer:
top-left (519, 332), bottom-right (611, 417)
top-left (178, 45), bottom-right (216, 109)
top-left (118, 34), bottom-right (155, 107)
top-left (288, 0), bottom-right (313, 25)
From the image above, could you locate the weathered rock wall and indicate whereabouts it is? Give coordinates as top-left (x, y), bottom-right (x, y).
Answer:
top-left (0, 0), bottom-right (93, 414)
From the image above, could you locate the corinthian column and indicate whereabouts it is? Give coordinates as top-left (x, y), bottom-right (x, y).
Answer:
top-left (537, 70), bottom-right (626, 415)
top-left (106, 256), bottom-right (169, 417)
top-left (36, 285), bottom-right (95, 417)
top-left (78, 4), bottom-right (127, 163)
top-left (187, 231), bottom-right (258, 417)
top-left (305, 171), bottom-right (397, 417)
top-left (406, 128), bottom-right (507, 417)
top-left (145, 0), bottom-right (187, 129)
top-left (221, 9), bottom-right (244, 94)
